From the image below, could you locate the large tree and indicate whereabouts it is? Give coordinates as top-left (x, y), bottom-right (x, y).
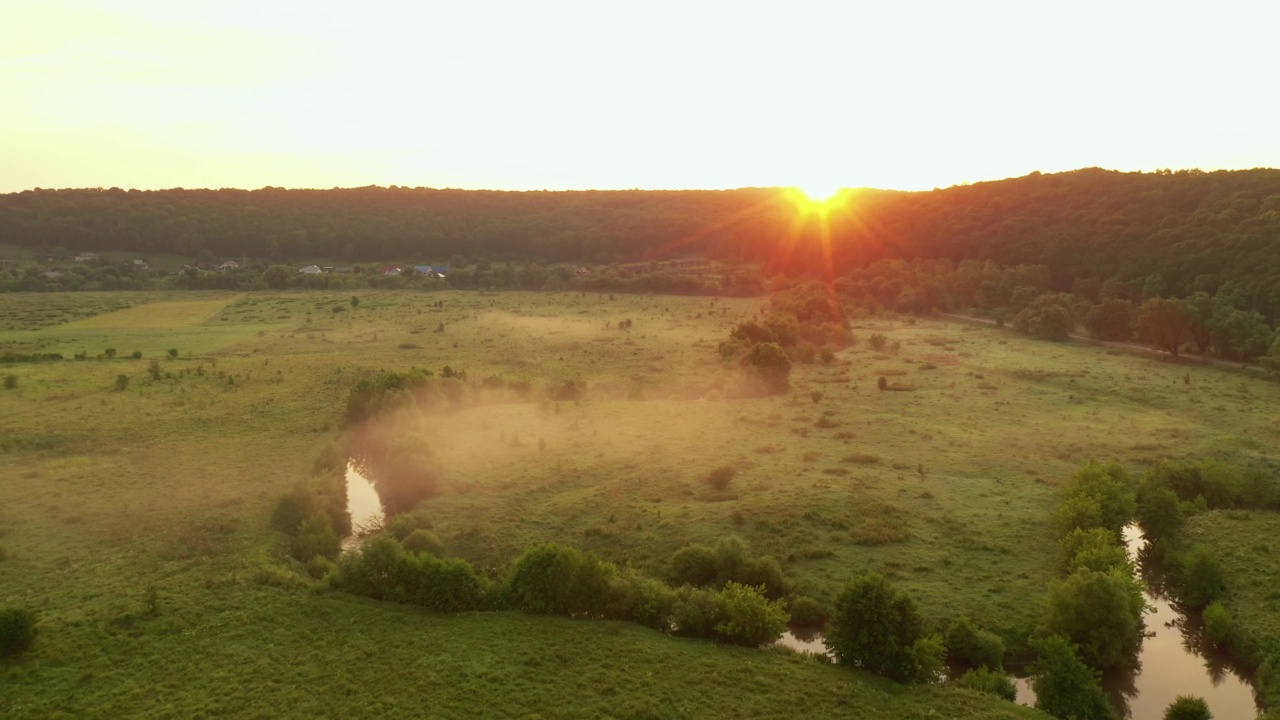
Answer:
top-left (825, 574), bottom-right (941, 683)
top-left (1137, 297), bottom-right (1195, 357)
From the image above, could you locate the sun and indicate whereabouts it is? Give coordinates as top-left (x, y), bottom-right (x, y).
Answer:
top-left (796, 183), bottom-right (843, 204)
top-left (787, 184), bottom-right (846, 213)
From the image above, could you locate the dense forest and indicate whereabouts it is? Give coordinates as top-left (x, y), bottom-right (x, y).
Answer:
top-left (3, 167), bottom-right (1280, 316)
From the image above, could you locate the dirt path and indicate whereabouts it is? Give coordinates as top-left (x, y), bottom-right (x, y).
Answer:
top-left (938, 312), bottom-right (1268, 374)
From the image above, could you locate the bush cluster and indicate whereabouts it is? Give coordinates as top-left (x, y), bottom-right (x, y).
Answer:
top-left (0, 607), bottom-right (37, 658)
top-left (668, 537), bottom-right (790, 599)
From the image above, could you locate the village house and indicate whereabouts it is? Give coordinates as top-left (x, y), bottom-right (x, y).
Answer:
top-left (380, 265), bottom-right (403, 276)
top-left (299, 265), bottom-right (322, 275)
top-left (74, 252), bottom-right (98, 262)
top-left (217, 260), bottom-right (240, 272)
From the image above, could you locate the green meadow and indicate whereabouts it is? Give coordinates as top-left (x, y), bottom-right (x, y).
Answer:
top-left (3, 289), bottom-right (1279, 718)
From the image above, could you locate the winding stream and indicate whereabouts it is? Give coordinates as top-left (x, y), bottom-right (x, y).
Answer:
top-left (1014, 524), bottom-right (1257, 718)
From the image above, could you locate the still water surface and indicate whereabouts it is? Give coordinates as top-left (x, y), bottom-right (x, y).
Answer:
top-left (342, 461), bottom-right (385, 551)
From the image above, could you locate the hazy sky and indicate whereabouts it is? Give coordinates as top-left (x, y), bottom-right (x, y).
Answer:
top-left (3, 1), bottom-right (1278, 193)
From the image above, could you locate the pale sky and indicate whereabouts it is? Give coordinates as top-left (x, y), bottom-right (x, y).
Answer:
top-left (3, 0), bottom-right (1278, 193)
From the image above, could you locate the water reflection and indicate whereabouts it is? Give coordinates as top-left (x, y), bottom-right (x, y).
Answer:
top-left (341, 460), bottom-right (385, 551)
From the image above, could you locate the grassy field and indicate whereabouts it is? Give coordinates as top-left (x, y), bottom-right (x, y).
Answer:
top-left (1185, 510), bottom-right (1280, 640)
top-left (3, 289), bottom-right (1280, 718)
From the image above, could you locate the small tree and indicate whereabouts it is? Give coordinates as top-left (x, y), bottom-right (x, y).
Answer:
top-left (826, 573), bottom-right (934, 683)
top-left (1042, 568), bottom-right (1144, 670)
top-left (167, 348), bottom-right (179, 358)
top-left (869, 333), bottom-right (888, 351)
top-left (1163, 696), bottom-right (1212, 720)
top-left (130, 350), bottom-right (142, 359)
top-left (3, 374), bottom-right (16, 390)
top-left (1176, 545), bottom-right (1226, 609)
top-left (704, 465), bottom-right (736, 491)
top-left (713, 582), bottom-right (789, 647)
top-left (105, 347), bottom-right (117, 359)
top-left (350, 296), bottom-right (360, 308)
top-left (1029, 635), bottom-right (1114, 720)
top-left (148, 359), bottom-right (162, 380)
top-left (740, 341), bottom-right (791, 394)
top-left (114, 374), bottom-right (129, 391)
top-left (945, 616), bottom-right (1005, 669)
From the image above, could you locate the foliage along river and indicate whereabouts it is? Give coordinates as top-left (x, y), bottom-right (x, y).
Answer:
top-left (345, 463), bottom-right (1260, 718)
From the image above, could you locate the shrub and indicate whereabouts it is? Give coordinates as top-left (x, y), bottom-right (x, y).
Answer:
top-left (1163, 696), bottom-right (1212, 720)
top-left (945, 616), bottom-right (1005, 669)
top-left (385, 510), bottom-right (434, 541)
top-left (114, 374), bottom-right (129, 391)
top-left (148, 359), bottom-right (162, 380)
top-left (131, 350), bottom-right (143, 359)
top-left (869, 333), bottom-right (888, 351)
top-left (0, 607), bottom-right (37, 658)
top-left (603, 570), bottom-right (676, 631)
top-left (740, 341), bottom-right (791, 394)
top-left (825, 573), bottom-right (932, 683)
top-left (704, 465), bottom-right (736, 491)
top-left (3, 374), bottom-right (16, 390)
top-left (954, 667), bottom-right (1017, 701)
top-left (506, 543), bottom-right (615, 616)
top-left (1029, 635), bottom-right (1114, 720)
top-left (1175, 545), bottom-right (1226, 610)
top-left (671, 586), bottom-right (721, 639)
top-left (167, 348), bottom-right (179, 358)
top-left (306, 554), bottom-right (338, 580)
top-left (336, 534), bottom-right (485, 611)
top-left (877, 376), bottom-right (888, 391)
top-left (669, 544), bottom-right (719, 587)
top-left (788, 595), bottom-right (830, 627)
top-left (105, 347), bottom-right (117, 358)
top-left (1201, 601), bottom-right (1234, 649)
top-left (810, 390), bottom-right (823, 403)
top-left (270, 490), bottom-right (310, 533)
top-left (290, 516), bottom-right (341, 563)
top-left (819, 345), bottom-right (835, 364)
top-left (401, 529), bottom-right (444, 557)
top-left (714, 582), bottom-right (789, 647)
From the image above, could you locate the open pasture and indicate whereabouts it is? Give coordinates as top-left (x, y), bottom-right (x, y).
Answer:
top-left (3, 289), bottom-right (1280, 718)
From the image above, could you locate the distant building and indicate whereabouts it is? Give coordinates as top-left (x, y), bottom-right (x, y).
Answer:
top-left (576, 266), bottom-right (591, 276)
top-left (299, 265), bottom-right (322, 275)
top-left (380, 265), bottom-right (403, 276)
top-left (44, 270), bottom-right (64, 279)
top-left (74, 252), bottom-right (98, 262)
top-left (217, 260), bottom-right (240, 272)
top-left (414, 264), bottom-right (449, 278)
top-left (133, 259), bottom-right (150, 271)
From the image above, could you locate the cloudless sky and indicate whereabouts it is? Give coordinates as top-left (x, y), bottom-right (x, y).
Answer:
top-left (3, 0), bottom-right (1278, 193)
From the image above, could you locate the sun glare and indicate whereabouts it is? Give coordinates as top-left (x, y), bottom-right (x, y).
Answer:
top-left (797, 184), bottom-right (843, 205)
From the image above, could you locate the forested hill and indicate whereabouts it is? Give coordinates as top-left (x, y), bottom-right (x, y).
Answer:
top-left (3, 167), bottom-right (1279, 295)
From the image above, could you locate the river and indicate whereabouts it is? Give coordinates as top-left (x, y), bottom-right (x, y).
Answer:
top-left (341, 460), bottom-right (385, 551)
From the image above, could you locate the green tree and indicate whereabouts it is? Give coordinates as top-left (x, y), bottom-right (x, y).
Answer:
top-left (1060, 527), bottom-right (1130, 574)
top-left (1029, 635), bottom-right (1114, 720)
top-left (1135, 483), bottom-right (1184, 541)
top-left (945, 616), bottom-right (1005, 669)
top-left (1137, 298), bottom-right (1195, 357)
top-left (740, 341), bottom-right (791, 394)
top-left (825, 573), bottom-right (935, 683)
top-left (1056, 461), bottom-right (1136, 539)
top-left (1084, 299), bottom-right (1136, 341)
top-left (263, 264), bottom-right (293, 289)
top-left (1042, 569), bottom-right (1145, 670)
top-left (1013, 293), bottom-right (1075, 341)
top-left (506, 543), bottom-right (615, 616)
top-left (1175, 545), bottom-right (1225, 609)
top-left (1163, 695), bottom-right (1212, 720)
